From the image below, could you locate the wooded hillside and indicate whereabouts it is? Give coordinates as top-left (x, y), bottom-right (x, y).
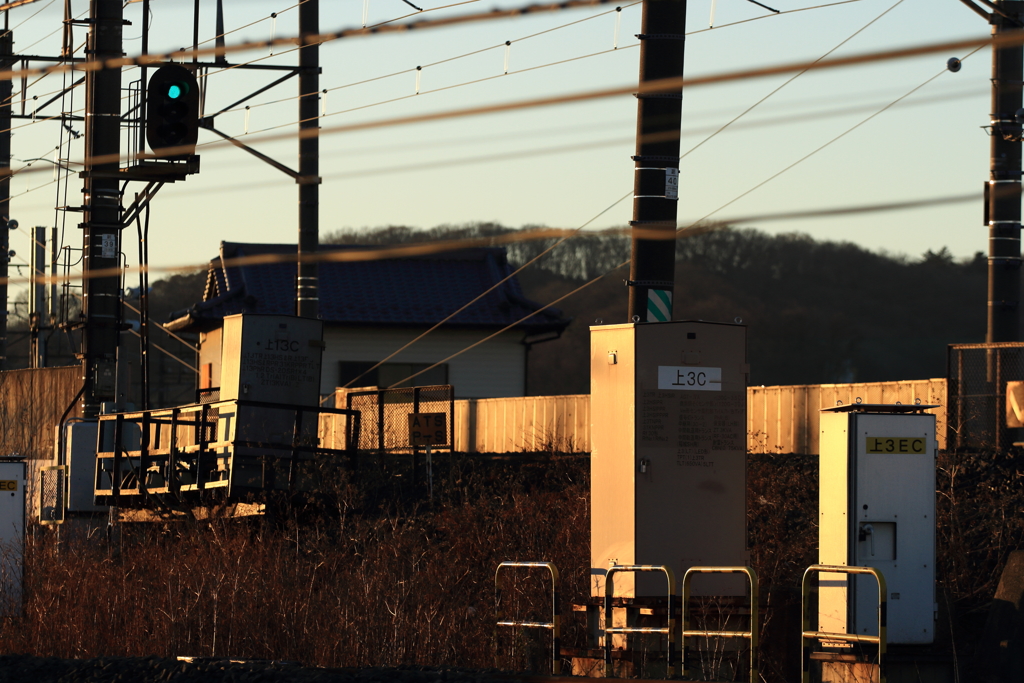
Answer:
top-left (325, 223), bottom-right (988, 394)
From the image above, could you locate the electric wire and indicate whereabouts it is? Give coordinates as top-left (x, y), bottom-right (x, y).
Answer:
top-left (3, 23), bottom-right (996, 178)
top-left (337, 189), bottom-right (633, 391)
top-left (7, 0), bottom-right (54, 32)
top-left (238, 42), bottom-right (640, 138)
top-left (380, 50), bottom-right (989, 390)
top-left (679, 0), bottom-right (906, 161)
top-left (680, 43), bottom-right (987, 228)
top-left (0, 0), bottom-right (767, 83)
top-left (214, 0), bottom-right (852, 118)
top-left (228, 1), bottom-right (643, 115)
top-left (2, 179), bottom-right (990, 294)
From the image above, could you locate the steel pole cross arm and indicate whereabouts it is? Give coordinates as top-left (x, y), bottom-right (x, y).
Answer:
top-left (494, 561), bottom-right (561, 674)
top-left (603, 564), bottom-right (677, 678)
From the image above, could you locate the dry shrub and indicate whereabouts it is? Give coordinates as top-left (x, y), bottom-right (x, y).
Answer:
top-left (936, 448), bottom-right (1024, 665)
top-left (0, 453), bottom-right (590, 673)
top-left (3, 448), bottom-right (1018, 680)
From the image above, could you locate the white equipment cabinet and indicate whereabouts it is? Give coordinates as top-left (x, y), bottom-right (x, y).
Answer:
top-left (0, 458), bottom-right (25, 615)
top-left (819, 403), bottom-right (937, 645)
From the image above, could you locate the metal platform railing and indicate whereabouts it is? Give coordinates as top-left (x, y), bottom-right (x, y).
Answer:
top-left (603, 564), bottom-right (677, 678)
top-left (802, 564), bottom-right (888, 683)
top-left (681, 566), bottom-right (758, 683)
top-left (494, 561), bottom-right (561, 674)
top-left (93, 398), bottom-right (361, 505)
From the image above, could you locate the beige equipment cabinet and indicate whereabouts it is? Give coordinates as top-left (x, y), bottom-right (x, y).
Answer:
top-left (590, 321), bottom-right (749, 599)
top-left (819, 404), bottom-right (937, 646)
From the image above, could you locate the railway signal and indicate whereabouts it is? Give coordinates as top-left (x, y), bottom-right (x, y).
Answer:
top-left (146, 64), bottom-right (199, 158)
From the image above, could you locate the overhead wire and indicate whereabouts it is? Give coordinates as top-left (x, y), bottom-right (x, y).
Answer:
top-left (681, 42), bottom-right (987, 227)
top-left (381, 22), bottom-right (987, 390)
top-left (679, 0), bottom-right (906, 161)
top-left (337, 189), bottom-right (634, 390)
top-left (3, 25), bottom-right (1003, 177)
top-left (1, 182), bottom-right (990, 292)
top-left (0, 0), bottom-right (851, 84)
top-left (227, 1), bottom-right (643, 115)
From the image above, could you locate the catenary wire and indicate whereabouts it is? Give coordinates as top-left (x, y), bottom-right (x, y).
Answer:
top-left (680, 43), bottom-right (987, 228)
top-left (3, 183), bottom-right (990, 293)
top-left (5, 23), bottom-right (998, 177)
top-left (679, 0), bottom-right (906, 161)
top-left (0, 0), bottom-right (852, 84)
top-left (379, 48), bottom-right (988, 389)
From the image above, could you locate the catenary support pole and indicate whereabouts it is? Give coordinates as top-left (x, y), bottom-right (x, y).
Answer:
top-left (987, 1), bottom-right (1024, 342)
top-left (297, 0), bottom-right (320, 318)
top-left (80, 0), bottom-right (123, 417)
top-left (626, 0), bottom-right (686, 323)
top-left (0, 21), bottom-right (12, 369)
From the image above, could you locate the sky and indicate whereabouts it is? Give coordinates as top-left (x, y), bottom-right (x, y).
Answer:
top-left (0, 0), bottom-right (1002, 302)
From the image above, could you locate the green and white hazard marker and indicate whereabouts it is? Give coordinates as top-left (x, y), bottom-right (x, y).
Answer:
top-left (647, 289), bottom-right (672, 322)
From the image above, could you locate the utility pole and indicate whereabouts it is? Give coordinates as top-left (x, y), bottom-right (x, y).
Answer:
top-left (0, 22), bottom-right (12, 370)
top-left (986, 0), bottom-right (1024, 343)
top-left (626, 0), bottom-right (686, 323)
top-left (30, 226), bottom-right (45, 368)
top-left (79, 0), bottom-right (123, 417)
top-left (296, 0), bottom-right (320, 319)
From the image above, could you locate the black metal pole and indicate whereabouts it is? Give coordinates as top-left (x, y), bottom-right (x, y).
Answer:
top-left (0, 23), bottom-right (12, 369)
top-left (987, 1), bottom-right (1024, 342)
top-left (80, 0), bottom-right (123, 417)
top-left (626, 0), bottom-right (686, 323)
top-left (297, 0), bottom-right (320, 318)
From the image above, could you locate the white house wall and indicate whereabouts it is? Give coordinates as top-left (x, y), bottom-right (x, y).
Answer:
top-left (321, 327), bottom-right (526, 399)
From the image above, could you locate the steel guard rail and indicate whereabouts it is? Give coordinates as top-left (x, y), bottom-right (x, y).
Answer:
top-left (681, 566), bottom-right (758, 683)
top-left (603, 564), bottom-right (676, 678)
top-left (801, 564), bottom-right (887, 683)
top-left (494, 561), bottom-right (561, 674)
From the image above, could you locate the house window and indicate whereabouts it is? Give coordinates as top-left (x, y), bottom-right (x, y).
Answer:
top-left (339, 361), bottom-right (448, 389)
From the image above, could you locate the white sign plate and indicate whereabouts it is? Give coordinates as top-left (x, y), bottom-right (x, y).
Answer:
top-left (100, 234), bottom-right (116, 259)
top-left (665, 168), bottom-right (679, 200)
top-left (657, 365), bottom-right (722, 391)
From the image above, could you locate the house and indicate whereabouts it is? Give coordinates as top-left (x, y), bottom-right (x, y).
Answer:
top-left (165, 242), bottom-right (570, 399)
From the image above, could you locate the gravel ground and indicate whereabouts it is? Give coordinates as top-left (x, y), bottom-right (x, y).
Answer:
top-left (0, 656), bottom-right (529, 683)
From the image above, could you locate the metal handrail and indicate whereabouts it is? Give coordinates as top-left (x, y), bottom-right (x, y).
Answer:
top-left (801, 564), bottom-right (887, 683)
top-left (603, 564), bottom-right (676, 678)
top-left (681, 566), bottom-right (759, 683)
top-left (494, 561), bottom-right (561, 675)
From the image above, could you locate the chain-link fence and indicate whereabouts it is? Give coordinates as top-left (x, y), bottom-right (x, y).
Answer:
top-left (947, 342), bottom-right (1024, 450)
top-left (38, 465), bottom-right (65, 525)
top-left (346, 385), bottom-right (454, 453)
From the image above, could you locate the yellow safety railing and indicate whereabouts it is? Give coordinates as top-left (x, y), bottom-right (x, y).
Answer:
top-left (681, 566), bottom-right (759, 683)
top-left (494, 561), bottom-right (561, 674)
top-left (603, 564), bottom-right (677, 678)
top-left (801, 564), bottom-right (887, 683)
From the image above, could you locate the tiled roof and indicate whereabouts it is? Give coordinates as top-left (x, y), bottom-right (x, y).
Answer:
top-left (167, 242), bottom-right (570, 334)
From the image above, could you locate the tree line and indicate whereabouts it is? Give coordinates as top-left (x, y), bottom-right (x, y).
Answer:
top-left (325, 223), bottom-right (987, 394)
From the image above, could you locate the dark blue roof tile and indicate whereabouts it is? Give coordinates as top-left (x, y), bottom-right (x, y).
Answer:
top-left (167, 242), bottom-right (570, 334)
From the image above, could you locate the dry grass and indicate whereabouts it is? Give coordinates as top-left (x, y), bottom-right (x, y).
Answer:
top-left (0, 449), bottom-right (1017, 682)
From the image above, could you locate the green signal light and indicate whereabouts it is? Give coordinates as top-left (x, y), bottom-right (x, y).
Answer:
top-left (166, 83), bottom-right (186, 99)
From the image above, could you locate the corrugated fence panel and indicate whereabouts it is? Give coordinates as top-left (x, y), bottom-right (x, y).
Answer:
top-left (450, 395), bottom-right (590, 453)
top-left (0, 366), bottom-right (81, 460)
top-left (745, 379), bottom-right (945, 454)
top-left (343, 382), bottom-right (947, 455)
